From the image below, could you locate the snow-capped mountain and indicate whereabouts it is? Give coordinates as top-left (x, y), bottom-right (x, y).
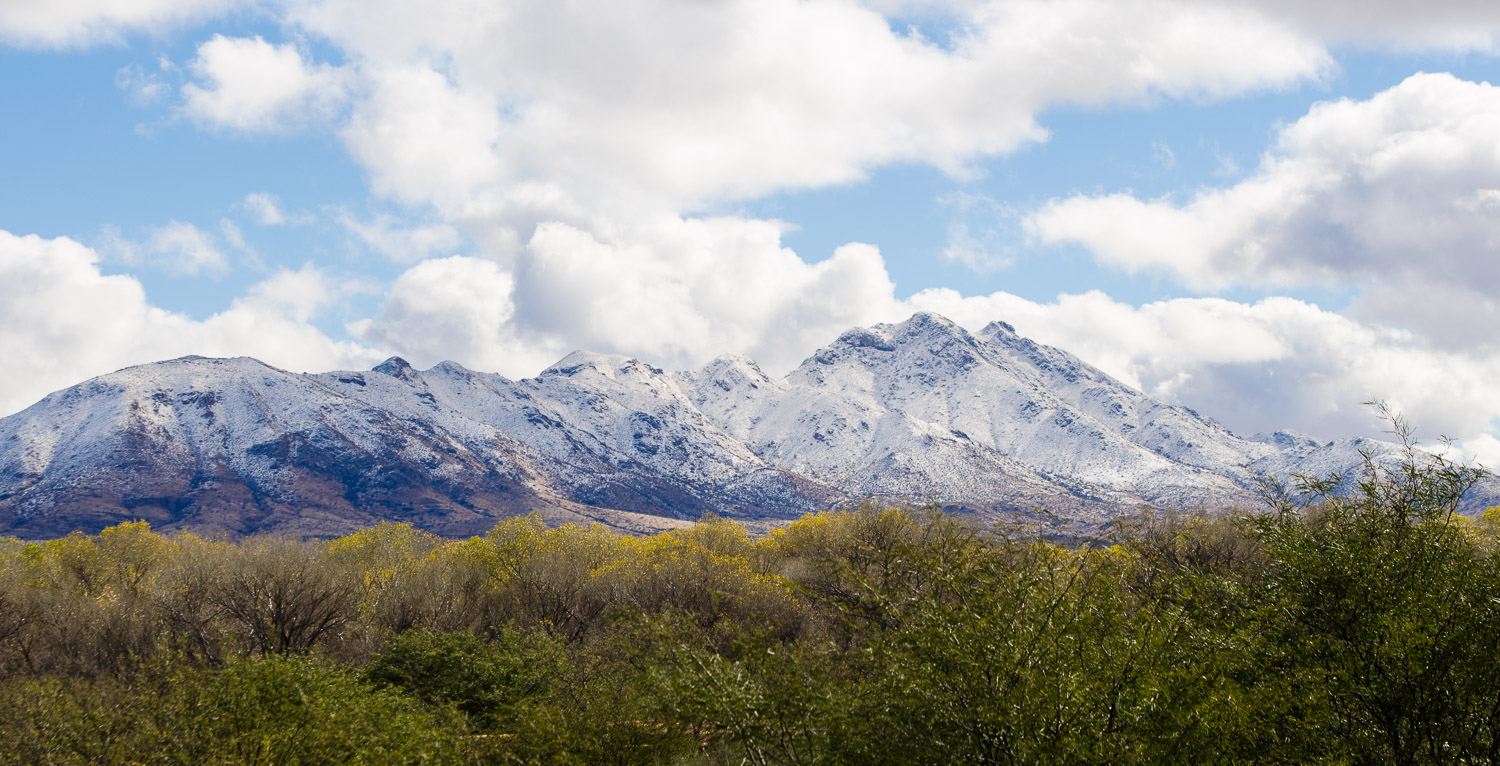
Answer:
top-left (0, 312), bottom-right (1443, 538)
top-left (677, 313), bottom-right (1412, 520)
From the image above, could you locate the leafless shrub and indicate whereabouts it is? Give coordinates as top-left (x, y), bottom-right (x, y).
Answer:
top-left (208, 536), bottom-right (357, 656)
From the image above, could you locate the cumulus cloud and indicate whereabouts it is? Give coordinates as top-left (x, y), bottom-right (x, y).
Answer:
top-left (349, 255), bottom-right (552, 374)
top-left (867, 0), bottom-right (1500, 52)
top-left (1029, 73), bottom-right (1500, 337)
top-left (295, 0), bottom-right (1335, 385)
top-left (1241, 0), bottom-right (1500, 51)
top-left (339, 65), bottom-right (510, 214)
top-left (265, 0), bottom-right (1347, 402)
top-left (181, 35), bottom-right (350, 133)
top-left (0, 0), bottom-right (237, 48)
top-left (355, 217), bottom-right (901, 377)
top-left (1345, 280), bottom-right (1500, 353)
top-left (7, 0), bottom-right (1493, 54)
top-left (305, 0), bottom-right (1336, 225)
top-left (0, 230), bottom-right (381, 416)
top-left (515, 220), bottom-right (899, 373)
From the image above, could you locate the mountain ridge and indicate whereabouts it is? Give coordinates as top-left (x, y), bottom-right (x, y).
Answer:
top-left (0, 312), bottom-right (1473, 538)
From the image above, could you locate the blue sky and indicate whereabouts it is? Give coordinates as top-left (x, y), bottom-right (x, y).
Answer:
top-left (3, 0), bottom-right (1500, 462)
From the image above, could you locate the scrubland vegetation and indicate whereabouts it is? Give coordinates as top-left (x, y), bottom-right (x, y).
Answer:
top-left (1, 432), bottom-right (1498, 764)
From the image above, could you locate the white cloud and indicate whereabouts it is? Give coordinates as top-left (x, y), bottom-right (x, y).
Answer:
top-left (217, 218), bottom-right (247, 251)
top-left (143, 220), bottom-right (228, 274)
top-left (514, 220), bottom-right (899, 374)
top-left (0, 230), bottom-right (381, 416)
top-left (867, 0), bottom-right (1500, 52)
top-left (1344, 279), bottom-right (1499, 353)
top-left (337, 211), bottom-right (465, 263)
top-left (245, 194), bottom-right (284, 225)
top-left (181, 35), bottom-right (350, 133)
top-left (297, 0), bottom-right (1341, 392)
top-left (100, 220), bottom-right (230, 275)
top-left (115, 62), bottom-right (170, 105)
top-left (357, 217), bottom-right (902, 378)
top-left (228, 262), bottom-right (341, 325)
top-left (1212, 149), bottom-right (1241, 178)
top-left (1032, 70), bottom-right (1500, 361)
top-left (301, 0), bottom-right (1336, 228)
top-left (1152, 141), bottom-right (1176, 170)
top-left (938, 192), bottom-right (1019, 272)
top-left (0, 0), bottom-right (237, 48)
top-left (1455, 434), bottom-right (1500, 469)
top-left (349, 255), bottom-right (554, 375)
top-left (255, 0), bottom-right (1358, 413)
top-left (942, 221), bottom-right (1004, 273)
top-left (1029, 73), bottom-right (1500, 334)
top-left (1241, 0), bottom-right (1500, 51)
top-left (241, 192), bottom-right (315, 227)
top-left (339, 65), bottom-right (509, 213)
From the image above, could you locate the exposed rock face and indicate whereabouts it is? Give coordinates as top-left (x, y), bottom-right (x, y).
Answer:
top-left (0, 313), bottom-right (1446, 539)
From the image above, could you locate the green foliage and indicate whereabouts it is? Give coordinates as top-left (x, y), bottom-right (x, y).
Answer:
top-left (654, 515), bottom-right (1249, 765)
top-left (498, 622), bottom-right (703, 766)
top-left (0, 654), bottom-right (468, 765)
top-left (1247, 406), bottom-right (1500, 763)
top-left (365, 626), bottom-right (565, 726)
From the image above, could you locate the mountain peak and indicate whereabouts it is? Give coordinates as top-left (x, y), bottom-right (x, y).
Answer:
top-left (831, 326), bottom-right (897, 352)
top-left (902, 309), bottom-right (958, 329)
top-left (429, 360), bottom-right (475, 377)
top-left (132, 355), bottom-right (270, 371)
top-left (541, 350), bottom-right (654, 380)
top-left (800, 312), bottom-right (983, 376)
top-left (102, 356), bottom-right (287, 386)
top-left (686, 353), bottom-right (781, 394)
top-left (372, 356), bottom-right (419, 382)
top-left (981, 320), bottom-right (1017, 339)
top-left (892, 311), bottom-right (981, 346)
top-left (697, 353), bottom-right (770, 377)
top-left (1251, 430), bottom-right (1324, 450)
top-left (821, 312), bottom-right (973, 355)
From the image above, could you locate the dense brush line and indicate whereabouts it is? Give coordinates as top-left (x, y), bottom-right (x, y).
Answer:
top-left (0, 437), bottom-right (1497, 764)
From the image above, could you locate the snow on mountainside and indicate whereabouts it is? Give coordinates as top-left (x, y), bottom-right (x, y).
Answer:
top-left (0, 312), bottom-right (1458, 539)
top-left (675, 312), bottom-right (1405, 524)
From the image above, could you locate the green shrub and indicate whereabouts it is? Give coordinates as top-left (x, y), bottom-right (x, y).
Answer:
top-left (365, 626), bottom-right (565, 727)
top-left (0, 654), bottom-right (470, 765)
top-left (1248, 409), bottom-right (1500, 763)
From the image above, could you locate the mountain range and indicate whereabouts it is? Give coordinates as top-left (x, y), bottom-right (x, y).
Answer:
top-left (0, 312), bottom-right (1478, 539)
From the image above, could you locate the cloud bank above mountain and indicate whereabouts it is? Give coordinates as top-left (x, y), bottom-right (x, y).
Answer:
top-left (2, 0), bottom-right (1500, 463)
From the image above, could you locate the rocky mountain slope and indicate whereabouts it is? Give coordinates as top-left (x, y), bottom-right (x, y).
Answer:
top-left (0, 312), bottom-right (1454, 538)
